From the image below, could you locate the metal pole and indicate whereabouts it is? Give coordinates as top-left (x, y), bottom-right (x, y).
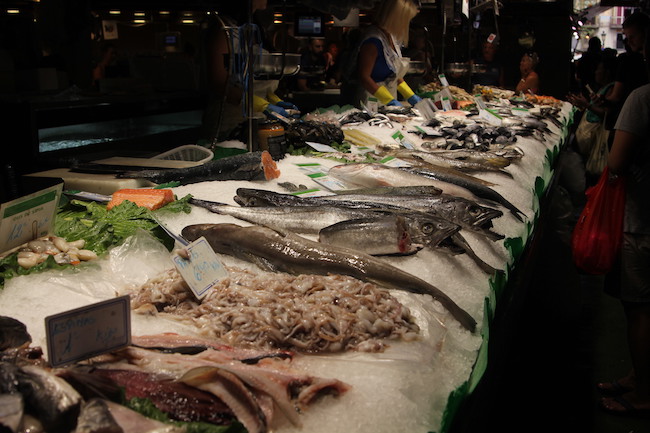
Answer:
top-left (246, 0), bottom-right (255, 152)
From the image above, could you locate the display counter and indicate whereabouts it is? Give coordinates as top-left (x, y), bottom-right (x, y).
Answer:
top-left (0, 95), bottom-right (575, 433)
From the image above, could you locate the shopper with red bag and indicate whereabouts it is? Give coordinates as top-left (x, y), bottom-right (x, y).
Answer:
top-left (595, 18), bottom-right (650, 416)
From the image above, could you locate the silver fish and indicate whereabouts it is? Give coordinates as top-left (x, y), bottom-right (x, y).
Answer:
top-left (181, 223), bottom-right (477, 332)
top-left (116, 151), bottom-right (280, 185)
top-left (324, 193), bottom-right (504, 241)
top-left (385, 149), bottom-right (511, 174)
top-left (74, 399), bottom-right (122, 433)
top-left (319, 214), bottom-right (460, 255)
top-left (329, 163), bottom-right (524, 221)
top-left (328, 163), bottom-right (477, 201)
top-left (234, 188), bottom-right (503, 241)
top-left (0, 394), bottom-right (23, 433)
top-left (189, 198), bottom-right (392, 234)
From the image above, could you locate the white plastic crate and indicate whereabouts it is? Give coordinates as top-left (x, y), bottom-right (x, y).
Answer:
top-left (153, 145), bottom-right (213, 164)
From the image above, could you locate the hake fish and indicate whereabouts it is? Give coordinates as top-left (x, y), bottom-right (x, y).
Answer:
top-left (181, 223), bottom-right (477, 332)
top-left (117, 151), bottom-right (280, 185)
top-left (384, 149), bottom-right (511, 175)
top-left (319, 214), bottom-right (461, 255)
top-left (235, 188), bottom-right (503, 241)
top-left (328, 163), bottom-right (478, 201)
top-left (189, 198), bottom-right (393, 234)
top-left (328, 163), bottom-right (524, 222)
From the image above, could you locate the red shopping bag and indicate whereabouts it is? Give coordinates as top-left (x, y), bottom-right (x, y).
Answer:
top-left (571, 167), bottom-right (626, 275)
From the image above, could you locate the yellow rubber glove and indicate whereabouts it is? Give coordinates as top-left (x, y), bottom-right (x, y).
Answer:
top-left (267, 92), bottom-right (282, 105)
top-left (373, 85), bottom-right (395, 105)
top-left (397, 81), bottom-right (415, 99)
top-left (252, 94), bottom-right (270, 112)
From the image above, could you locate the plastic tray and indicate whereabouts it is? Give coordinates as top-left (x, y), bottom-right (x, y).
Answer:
top-left (153, 145), bottom-right (214, 164)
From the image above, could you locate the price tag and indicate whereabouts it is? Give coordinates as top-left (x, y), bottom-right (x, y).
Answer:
top-left (45, 296), bottom-right (131, 367)
top-left (305, 141), bottom-right (339, 153)
top-left (441, 97), bottom-right (453, 111)
top-left (391, 130), bottom-right (415, 149)
top-left (366, 96), bottom-right (379, 113)
top-left (380, 156), bottom-right (412, 167)
top-left (0, 183), bottom-right (62, 253)
top-left (479, 108), bottom-right (503, 125)
top-left (172, 237), bottom-right (228, 300)
top-left (438, 74), bottom-right (450, 87)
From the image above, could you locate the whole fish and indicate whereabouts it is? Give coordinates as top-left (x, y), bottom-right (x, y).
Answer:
top-left (329, 163), bottom-right (524, 221)
top-left (400, 166), bottom-right (524, 221)
top-left (385, 149), bottom-right (510, 174)
top-left (421, 149), bottom-right (512, 168)
top-left (181, 223), bottom-right (477, 332)
top-left (234, 188), bottom-right (503, 241)
top-left (318, 214), bottom-right (461, 255)
top-left (189, 198), bottom-right (393, 234)
top-left (117, 151), bottom-right (280, 185)
top-left (328, 163), bottom-right (478, 201)
top-left (325, 192), bottom-right (505, 241)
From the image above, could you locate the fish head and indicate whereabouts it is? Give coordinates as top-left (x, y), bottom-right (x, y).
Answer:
top-left (440, 198), bottom-right (504, 240)
top-left (234, 188), bottom-right (275, 207)
top-left (403, 214), bottom-right (461, 248)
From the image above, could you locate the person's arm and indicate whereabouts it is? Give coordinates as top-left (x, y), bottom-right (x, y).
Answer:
top-left (357, 41), bottom-right (380, 95)
top-left (608, 129), bottom-right (639, 175)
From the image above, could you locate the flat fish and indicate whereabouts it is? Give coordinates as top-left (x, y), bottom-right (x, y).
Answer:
top-left (181, 223), bottom-right (477, 332)
top-left (117, 151), bottom-right (280, 185)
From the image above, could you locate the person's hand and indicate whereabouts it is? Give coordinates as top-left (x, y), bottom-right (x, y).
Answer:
top-left (276, 100), bottom-right (299, 111)
top-left (387, 99), bottom-right (403, 107)
top-left (264, 104), bottom-right (290, 118)
top-left (407, 94), bottom-right (423, 106)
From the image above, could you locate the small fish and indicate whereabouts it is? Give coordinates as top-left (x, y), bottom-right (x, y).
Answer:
top-left (182, 223), bottom-right (477, 332)
top-left (117, 151), bottom-right (280, 185)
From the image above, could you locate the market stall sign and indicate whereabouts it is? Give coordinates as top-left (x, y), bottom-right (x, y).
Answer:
top-left (45, 295), bottom-right (131, 367)
top-left (172, 236), bottom-right (228, 300)
top-left (0, 183), bottom-right (63, 253)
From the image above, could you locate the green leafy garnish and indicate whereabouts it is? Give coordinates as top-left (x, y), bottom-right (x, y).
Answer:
top-left (126, 397), bottom-right (246, 433)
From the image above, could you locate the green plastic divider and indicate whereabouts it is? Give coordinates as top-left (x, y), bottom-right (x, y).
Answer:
top-left (468, 299), bottom-right (491, 394)
top-left (504, 236), bottom-right (525, 262)
top-left (439, 380), bottom-right (470, 433)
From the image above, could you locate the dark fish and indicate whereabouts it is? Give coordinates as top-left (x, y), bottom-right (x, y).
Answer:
top-left (448, 233), bottom-right (496, 274)
top-left (326, 193), bottom-right (504, 241)
top-left (116, 151), bottom-right (280, 185)
top-left (0, 316), bottom-right (31, 351)
top-left (400, 166), bottom-right (524, 221)
top-left (15, 365), bottom-right (82, 431)
top-left (181, 223), bottom-right (477, 332)
top-left (74, 398), bottom-right (123, 433)
top-left (234, 188), bottom-right (504, 241)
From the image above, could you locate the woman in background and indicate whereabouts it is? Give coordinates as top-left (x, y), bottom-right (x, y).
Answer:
top-left (341, 0), bottom-right (421, 108)
top-left (515, 52), bottom-right (540, 94)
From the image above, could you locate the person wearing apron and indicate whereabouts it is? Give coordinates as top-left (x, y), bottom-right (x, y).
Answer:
top-left (348, 0), bottom-right (421, 109)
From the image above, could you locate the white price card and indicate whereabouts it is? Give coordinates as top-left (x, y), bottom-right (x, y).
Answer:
top-left (438, 74), bottom-right (450, 87)
top-left (0, 183), bottom-right (62, 253)
top-left (306, 141), bottom-right (339, 153)
top-left (172, 237), bottom-right (228, 300)
top-left (46, 296), bottom-right (131, 367)
top-left (391, 130), bottom-right (415, 149)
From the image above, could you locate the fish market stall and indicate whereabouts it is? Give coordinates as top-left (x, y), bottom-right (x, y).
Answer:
top-left (0, 90), bottom-right (574, 433)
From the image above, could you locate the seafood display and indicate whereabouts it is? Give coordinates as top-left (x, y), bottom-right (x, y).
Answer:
top-left (117, 150), bottom-right (280, 185)
top-left (181, 223), bottom-right (477, 332)
top-left (127, 266), bottom-right (420, 352)
top-left (0, 84), bottom-right (572, 433)
top-left (0, 316), bottom-right (349, 433)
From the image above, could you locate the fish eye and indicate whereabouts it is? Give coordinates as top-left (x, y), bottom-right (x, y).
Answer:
top-left (469, 207), bottom-right (481, 216)
top-left (421, 222), bottom-right (434, 234)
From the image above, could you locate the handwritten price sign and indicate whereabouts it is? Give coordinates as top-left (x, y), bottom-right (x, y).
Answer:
top-left (172, 236), bottom-right (228, 300)
top-left (45, 296), bottom-right (131, 367)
